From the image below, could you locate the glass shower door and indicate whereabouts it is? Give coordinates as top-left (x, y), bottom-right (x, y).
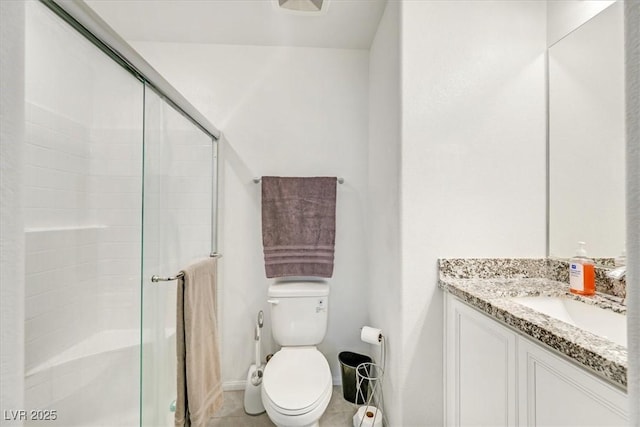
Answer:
top-left (24, 2), bottom-right (143, 425)
top-left (141, 85), bottom-right (215, 427)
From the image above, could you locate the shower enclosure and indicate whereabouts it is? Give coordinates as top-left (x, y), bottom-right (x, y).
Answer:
top-left (23, 1), bottom-right (220, 425)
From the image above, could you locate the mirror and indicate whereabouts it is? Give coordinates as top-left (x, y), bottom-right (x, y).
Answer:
top-left (548, 1), bottom-right (625, 261)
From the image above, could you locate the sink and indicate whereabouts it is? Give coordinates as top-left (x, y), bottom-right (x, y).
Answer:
top-left (510, 296), bottom-right (627, 347)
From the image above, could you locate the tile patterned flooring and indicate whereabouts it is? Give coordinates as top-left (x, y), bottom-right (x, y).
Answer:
top-left (208, 386), bottom-right (358, 427)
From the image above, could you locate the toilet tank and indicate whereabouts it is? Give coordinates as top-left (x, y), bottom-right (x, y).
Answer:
top-left (268, 281), bottom-right (329, 346)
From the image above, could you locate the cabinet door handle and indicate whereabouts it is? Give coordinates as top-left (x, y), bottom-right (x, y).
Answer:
top-left (267, 299), bottom-right (279, 305)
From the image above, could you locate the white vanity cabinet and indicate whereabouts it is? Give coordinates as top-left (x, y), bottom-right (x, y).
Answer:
top-left (444, 294), bottom-right (629, 426)
top-left (518, 338), bottom-right (627, 426)
top-left (445, 296), bottom-right (518, 426)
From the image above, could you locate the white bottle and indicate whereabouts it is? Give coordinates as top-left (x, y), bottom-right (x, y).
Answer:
top-left (569, 241), bottom-right (595, 296)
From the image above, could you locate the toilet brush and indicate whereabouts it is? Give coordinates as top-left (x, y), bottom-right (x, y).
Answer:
top-left (244, 311), bottom-right (266, 415)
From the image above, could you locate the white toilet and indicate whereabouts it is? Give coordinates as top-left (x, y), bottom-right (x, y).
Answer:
top-left (261, 280), bottom-right (333, 427)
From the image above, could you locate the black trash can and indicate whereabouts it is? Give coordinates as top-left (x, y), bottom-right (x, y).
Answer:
top-left (338, 351), bottom-right (372, 404)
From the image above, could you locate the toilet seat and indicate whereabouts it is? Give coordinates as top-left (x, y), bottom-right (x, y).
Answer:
top-left (263, 380), bottom-right (332, 417)
top-left (262, 347), bottom-right (332, 416)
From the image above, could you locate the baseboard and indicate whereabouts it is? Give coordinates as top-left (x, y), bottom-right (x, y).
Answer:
top-left (223, 380), bottom-right (246, 391)
top-left (333, 375), bottom-right (342, 386)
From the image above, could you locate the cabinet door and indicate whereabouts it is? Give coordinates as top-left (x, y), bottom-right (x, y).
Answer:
top-left (445, 295), bottom-right (518, 426)
top-left (518, 338), bottom-right (628, 426)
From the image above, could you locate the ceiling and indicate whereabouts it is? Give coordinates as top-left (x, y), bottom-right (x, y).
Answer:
top-left (85, 0), bottom-right (387, 50)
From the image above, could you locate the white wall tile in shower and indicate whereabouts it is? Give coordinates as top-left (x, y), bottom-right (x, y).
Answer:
top-left (24, 227), bottom-right (101, 370)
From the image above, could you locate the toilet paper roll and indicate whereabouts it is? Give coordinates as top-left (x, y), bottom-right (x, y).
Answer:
top-left (353, 406), bottom-right (383, 427)
top-left (361, 326), bottom-right (382, 346)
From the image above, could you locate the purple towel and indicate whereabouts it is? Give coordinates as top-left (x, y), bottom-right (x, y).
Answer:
top-left (261, 176), bottom-right (337, 278)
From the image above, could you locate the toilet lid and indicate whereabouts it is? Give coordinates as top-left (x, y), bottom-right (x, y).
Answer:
top-left (263, 348), bottom-right (332, 413)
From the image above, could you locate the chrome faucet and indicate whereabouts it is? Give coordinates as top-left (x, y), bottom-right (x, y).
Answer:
top-left (606, 266), bottom-right (627, 305)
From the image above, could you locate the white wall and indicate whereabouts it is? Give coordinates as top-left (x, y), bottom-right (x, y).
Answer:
top-left (0, 0), bottom-right (26, 422)
top-left (132, 41), bottom-right (371, 386)
top-left (400, 2), bottom-right (547, 425)
top-left (367, 1), bottom-right (402, 425)
top-left (547, 0), bottom-right (615, 46)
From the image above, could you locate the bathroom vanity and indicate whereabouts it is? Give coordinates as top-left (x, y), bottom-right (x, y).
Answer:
top-left (439, 259), bottom-right (628, 426)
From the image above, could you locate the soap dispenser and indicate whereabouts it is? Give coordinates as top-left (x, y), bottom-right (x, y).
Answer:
top-left (569, 241), bottom-right (595, 296)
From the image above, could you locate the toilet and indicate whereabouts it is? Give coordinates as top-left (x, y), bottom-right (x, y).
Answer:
top-left (261, 280), bottom-right (332, 427)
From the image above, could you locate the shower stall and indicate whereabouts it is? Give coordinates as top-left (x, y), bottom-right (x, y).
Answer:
top-left (22, 1), bottom-right (220, 425)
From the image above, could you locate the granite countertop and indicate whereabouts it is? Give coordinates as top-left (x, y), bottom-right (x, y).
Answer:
top-left (438, 258), bottom-right (627, 389)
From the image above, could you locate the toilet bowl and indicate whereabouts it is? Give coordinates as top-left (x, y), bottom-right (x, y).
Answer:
top-left (262, 347), bottom-right (332, 427)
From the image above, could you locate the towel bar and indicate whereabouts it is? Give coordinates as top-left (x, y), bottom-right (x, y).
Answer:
top-left (151, 253), bottom-right (222, 283)
top-left (151, 272), bottom-right (184, 283)
top-left (253, 177), bottom-right (344, 184)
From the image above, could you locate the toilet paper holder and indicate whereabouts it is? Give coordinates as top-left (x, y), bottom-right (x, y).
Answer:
top-left (354, 362), bottom-right (384, 427)
top-left (355, 325), bottom-right (385, 426)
